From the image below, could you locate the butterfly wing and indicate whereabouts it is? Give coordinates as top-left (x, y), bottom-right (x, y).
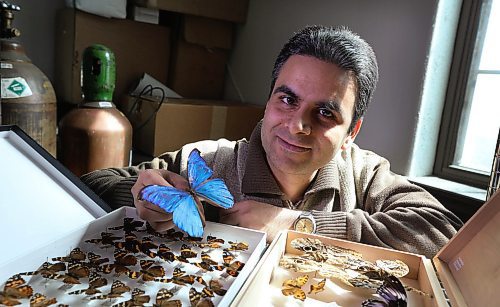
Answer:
top-left (195, 178), bottom-right (234, 209)
top-left (171, 196), bottom-right (204, 238)
top-left (187, 149), bottom-right (213, 189)
top-left (139, 185), bottom-right (190, 213)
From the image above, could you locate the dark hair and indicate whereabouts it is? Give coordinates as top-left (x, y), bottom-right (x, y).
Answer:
top-left (270, 25), bottom-right (379, 132)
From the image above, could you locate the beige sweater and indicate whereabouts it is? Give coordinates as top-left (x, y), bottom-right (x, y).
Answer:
top-left (81, 123), bottom-right (462, 258)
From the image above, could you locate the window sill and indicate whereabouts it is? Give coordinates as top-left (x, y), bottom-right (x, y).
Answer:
top-left (408, 176), bottom-right (486, 222)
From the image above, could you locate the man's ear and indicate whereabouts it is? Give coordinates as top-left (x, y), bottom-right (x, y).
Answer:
top-left (341, 118), bottom-right (363, 150)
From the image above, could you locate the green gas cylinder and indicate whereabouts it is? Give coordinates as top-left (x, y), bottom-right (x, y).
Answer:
top-left (58, 44), bottom-right (132, 177)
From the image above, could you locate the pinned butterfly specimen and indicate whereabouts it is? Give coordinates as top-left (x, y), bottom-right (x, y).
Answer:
top-left (126, 260), bottom-right (165, 282)
top-left (206, 280), bottom-right (227, 296)
top-left (85, 232), bottom-right (121, 246)
top-left (195, 235), bottom-right (224, 249)
top-left (217, 251), bottom-right (245, 277)
top-left (99, 249), bottom-right (137, 276)
top-left (29, 293), bottom-right (57, 307)
top-left (52, 247), bottom-right (86, 262)
top-left (0, 274), bottom-right (33, 306)
top-left (281, 274), bottom-right (309, 301)
top-left (189, 287), bottom-right (215, 307)
top-left (50, 261), bottom-right (90, 285)
top-left (108, 217), bottom-right (144, 233)
top-left (200, 252), bottom-right (218, 266)
top-left (156, 244), bottom-right (187, 263)
top-left (180, 244), bottom-right (197, 259)
top-left (362, 275), bottom-right (407, 307)
top-left (225, 241), bottom-right (249, 252)
top-left (19, 261), bottom-right (66, 277)
top-left (308, 278), bottom-right (326, 294)
top-left (154, 288), bottom-right (181, 307)
top-left (139, 148), bottom-right (234, 238)
top-left (140, 236), bottom-right (158, 257)
top-left (86, 252), bottom-right (109, 268)
top-left (112, 288), bottom-right (150, 307)
top-left (67, 272), bottom-right (107, 295)
top-left (89, 280), bottom-right (131, 300)
top-left (156, 268), bottom-right (195, 286)
top-left (114, 233), bottom-right (141, 254)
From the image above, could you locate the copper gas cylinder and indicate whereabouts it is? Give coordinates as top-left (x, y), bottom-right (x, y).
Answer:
top-left (0, 1), bottom-right (57, 156)
top-left (58, 44), bottom-right (132, 177)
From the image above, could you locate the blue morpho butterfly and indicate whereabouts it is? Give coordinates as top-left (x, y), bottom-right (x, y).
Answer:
top-left (139, 149), bottom-right (234, 238)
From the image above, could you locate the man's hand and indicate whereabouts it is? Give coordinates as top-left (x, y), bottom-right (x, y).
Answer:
top-left (219, 200), bottom-right (302, 242)
top-left (131, 169), bottom-right (189, 232)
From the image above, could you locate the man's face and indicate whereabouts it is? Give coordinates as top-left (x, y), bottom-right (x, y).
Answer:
top-left (261, 55), bottom-right (360, 178)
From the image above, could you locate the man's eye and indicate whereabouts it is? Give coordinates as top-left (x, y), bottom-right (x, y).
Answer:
top-left (319, 108), bottom-right (333, 118)
top-left (280, 96), bottom-right (295, 105)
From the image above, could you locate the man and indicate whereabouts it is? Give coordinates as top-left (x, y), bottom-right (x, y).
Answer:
top-left (82, 25), bottom-right (462, 258)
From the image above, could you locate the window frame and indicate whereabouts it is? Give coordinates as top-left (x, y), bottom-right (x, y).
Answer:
top-left (434, 0), bottom-right (493, 188)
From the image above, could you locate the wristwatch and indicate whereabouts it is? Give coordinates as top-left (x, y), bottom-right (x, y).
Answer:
top-left (293, 212), bottom-right (316, 234)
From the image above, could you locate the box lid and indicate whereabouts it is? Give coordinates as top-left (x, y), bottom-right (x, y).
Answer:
top-left (433, 190), bottom-right (500, 306)
top-left (0, 125), bottom-right (110, 266)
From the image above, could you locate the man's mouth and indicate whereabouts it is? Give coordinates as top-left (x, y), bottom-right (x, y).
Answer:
top-left (277, 136), bottom-right (311, 153)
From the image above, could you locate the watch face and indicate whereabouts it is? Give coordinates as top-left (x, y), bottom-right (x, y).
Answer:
top-left (295, 218), bottom-right (314, 233)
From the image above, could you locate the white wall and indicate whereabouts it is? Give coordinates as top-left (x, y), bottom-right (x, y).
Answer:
top-left (11, 0), bottom-right (441, 175)
top-left (225, 0), bottom-right (439, 175)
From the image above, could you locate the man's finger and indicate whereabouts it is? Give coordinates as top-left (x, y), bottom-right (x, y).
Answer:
top-left (136, 200), bottom-right (173, 223)
top-left (149, 220), bottom-right (176, 233)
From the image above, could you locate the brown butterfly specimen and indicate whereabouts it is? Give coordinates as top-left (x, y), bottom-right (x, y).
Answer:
top-left (108, 217), bottom-right (144, 233)
top-left (111, 288), bottom-right (150, 307)
top-left (86, 252), bottom-right (110, 267)
top-left (157, 244), bottom-right (188, 264)
top-left (226, 241), bottom-right (249, 252)
top-left (191, 261), bottom-right (213, 272)
top-left (196, 235), bottom-right (224, 249)
top-left (200, 252), bottom-right (218, 266)
top-left (114, 233), bottom-right (141, 254)
top-left (57, 261), bottom-right (90, 284)
top-left (126, 260), bottom-right (165, 282)
top-left (206, 280), bottom-right (227, 296)
top-left (282, 274), bottom-right (309, 301)
top-left (19, 261), bottom-right (66, 277)
top-left (140, 236), bottom-right (158, 258)
top-left (188, 288), bottom-right (214, 307)
top-left (99, 249), bottom-right (137, 276)
top-left (89, 280), bottom-right (131, 300)
top-left (308, 278), bottom-right (326, 294)
top-left (85, 232), bottom-right (121, 246)
top-left (52, 247), bottom-right (86, 262)
top-left (145, 223), bottom-right (170, 239)
top-left (29, 293), bottom-right (57, 307)
top-left (0, 274), bottom-right (33, 306)
top-left (216, 251), bottom-right (244, 277)
top-left (67, 272), bottom-right (107, 295)
top-left (180, 244), bottom-right (197, 259)
top-left (165, 229), bottom-right (185, 241)
top-left (153, 288), bottom-right (181, 307)
top-left (155, 268), bottom-right (195, 286)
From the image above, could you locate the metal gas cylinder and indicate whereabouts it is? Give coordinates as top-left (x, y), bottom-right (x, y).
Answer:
top-left (0, 1), bottom-right (57, 156)
top-left (58, 44), bottom-right (132, 177)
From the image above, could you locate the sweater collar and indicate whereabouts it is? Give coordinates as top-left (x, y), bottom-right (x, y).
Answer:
top-left (241, 121), bottom-right (340, 197)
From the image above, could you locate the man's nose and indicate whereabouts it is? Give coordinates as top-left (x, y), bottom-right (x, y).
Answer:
top-left (288, 108), bottom-right (311, 135)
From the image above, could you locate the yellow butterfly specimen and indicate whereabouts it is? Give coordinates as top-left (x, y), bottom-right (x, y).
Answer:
top-left (309, 278), bottom-right (326, 294)
top-left (281, 274), bottom-right (309, 301)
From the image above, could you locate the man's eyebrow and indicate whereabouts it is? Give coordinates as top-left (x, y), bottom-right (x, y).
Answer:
top-left (273, 85), bottom-right (298, 100)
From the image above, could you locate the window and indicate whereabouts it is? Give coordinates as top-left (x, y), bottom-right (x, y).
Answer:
top-left (435, 0), bottom-right (500, 188)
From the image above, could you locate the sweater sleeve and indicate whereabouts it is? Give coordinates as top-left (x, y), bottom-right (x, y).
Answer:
top-left (313, 147), bottom-right (463, 258)
top-left (80, 153), bottom-right (179, 210)
top-left (355, 158), bottom-right (462, 258)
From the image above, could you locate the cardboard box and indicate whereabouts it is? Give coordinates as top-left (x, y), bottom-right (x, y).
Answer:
top-left (168, 15), bottom-right (233, 99)
top-left (124, 96), bottom-right (265, 156)
top-left (55, 8), bottom-right (171, 105)
top-left (233, 191), bottom-right (500, 306)
top-left (134, 0), bottom-right (249, 23)
top-left (0, 124), bottom-right (267, 306)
